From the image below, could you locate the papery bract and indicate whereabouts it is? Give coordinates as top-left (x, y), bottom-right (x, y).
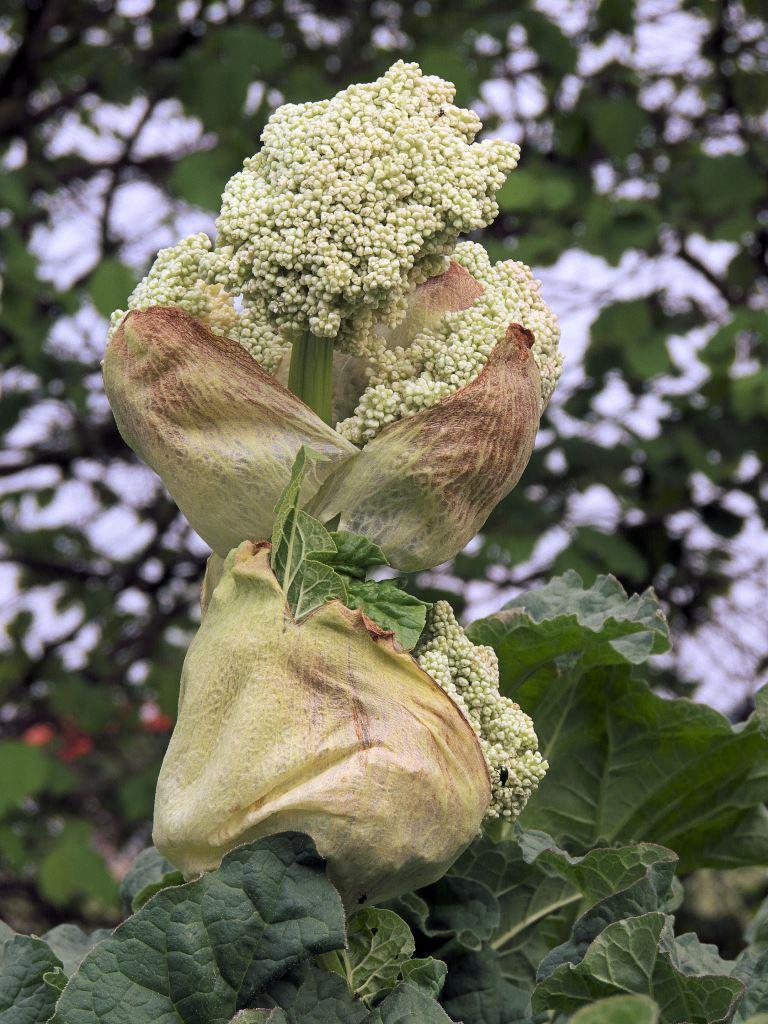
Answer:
top-left (153, 542), bottom-right (490, 905)
top-left (103, 296), bottom-right (541, 570)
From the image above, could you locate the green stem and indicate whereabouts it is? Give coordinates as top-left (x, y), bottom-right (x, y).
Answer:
top-left (288, 331), bottom-right (334, 425)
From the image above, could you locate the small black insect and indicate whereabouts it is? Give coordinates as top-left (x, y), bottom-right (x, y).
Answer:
top-left (358, 893), bottom-right (368, 904)
top-left (437, 107), bottom-right (445, 117)
top-left (499, 766), bottom-right (509, 786)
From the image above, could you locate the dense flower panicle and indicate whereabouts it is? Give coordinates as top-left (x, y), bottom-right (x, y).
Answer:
top-left (107, 233), bottom-right (288, 372)
top-left (416, 600), bottom-right (547, 822)
top-left (208, 60), bottom-right (520, 357)
top-left (337, 241), bottom-right (562, 445)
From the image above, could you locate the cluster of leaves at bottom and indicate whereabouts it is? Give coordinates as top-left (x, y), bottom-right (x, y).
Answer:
top-left (0, 832), bottom-right (452, 1024)
top-left (4, 573), bottom-right (768, 1023)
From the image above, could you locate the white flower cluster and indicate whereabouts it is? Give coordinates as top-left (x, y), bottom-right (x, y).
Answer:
top-left (337, 241), bottom-right (562, 445)
top-left (107, 234), bottom-right (288, 373)
top-left (416, 601), bottom-right (547, 823)
top-left (208, 60), bottom-right (520, 357)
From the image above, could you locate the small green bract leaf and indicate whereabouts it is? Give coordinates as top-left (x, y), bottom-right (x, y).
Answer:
top-left (345, 580), bottom-right (429, 651)
top-left (271, 447), bottom-right (346, 619)
top-left (325, 531), bottom-right (389, 580)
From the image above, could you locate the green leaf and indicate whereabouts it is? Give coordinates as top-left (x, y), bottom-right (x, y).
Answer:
top-left (329, 908), bottom-right (415, 1007)
top-left (469, 574), bottom-right (768, 871)
top-left (532, 913), bottom-right (744, 1022)
top-left (265, 962), bottom-right (452, 1022)
top-left (51, 832), bottom-right (346, 1024)
top-left (324, 532), bottom-right (389, 580)
top-left (271, 448), bottom-right (348, 619)
top-left (0, 742), bottom-right (50, 816)
top-left (570, 994), bottom-right (660, 1023)
top-left (368, 981), bottom-right (454, 1022)
top-left (0, 934), bottom-right (63, 1024)
top-left (448, 830), bottom-right (676, 992)
top-left (400, 958), bottom-right (447, 1000)
top-left (264, 964), bottom-right (368, 1023)
top-left (118, 845), bottom-right (181, 915)
top-left (733, 947), bottom-right (768, 1019)
top-left (230, 1012), bottom-right (288, 1024)
top-left (345, 580), bottom-right (429, 651)
top-left (516, 665), bottom-right (768, 871)
top-left (42, 967), bottom-right (68, 994)
top-left (467, 571), bottom-right (669, 687)
top-left (42, 925), bottom-right (111, 977)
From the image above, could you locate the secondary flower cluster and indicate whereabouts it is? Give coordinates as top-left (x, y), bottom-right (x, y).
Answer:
top-left (416, 601), bottom-right (547, 822)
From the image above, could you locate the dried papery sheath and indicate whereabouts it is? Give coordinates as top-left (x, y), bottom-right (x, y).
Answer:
top-left (102, 308), bottom-right (356, 556)
top-left (104, 293), bottom-right (542, 570)
top-left (153, 542), bottom-right (491, 906)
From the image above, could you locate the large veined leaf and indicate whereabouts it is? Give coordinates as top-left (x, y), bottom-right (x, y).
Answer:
top-left (467, 571), bottom-right (670, 684)
top-left (532, 913), bottom-right (744, 1022)
top-left (518, 666), bottom-right (768, 870)
top-left (452, 831), bottom-right (678, 991)
top-left (52, 833), bottom-right (346, 1024)
top-left (468, 573), bottom-right (768, 870)
top-left (263, 963), bottom-right (452, 1022)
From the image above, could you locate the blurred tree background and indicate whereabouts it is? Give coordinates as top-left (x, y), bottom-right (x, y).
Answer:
top-left (0, 0), bottom-right (766, 933)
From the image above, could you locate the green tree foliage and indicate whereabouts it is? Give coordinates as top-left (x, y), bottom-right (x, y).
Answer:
top-left (0, 0), bottom-right (766, 932)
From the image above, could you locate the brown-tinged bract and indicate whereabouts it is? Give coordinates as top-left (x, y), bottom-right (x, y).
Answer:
top-left (103, 269), bottom-right (542, 570)
top-left (309, 325), bottom-right (541, 570)
top-left (102, 308), bottom-right (357, 555)
top-left (153, 542), bottom-right (491, 905)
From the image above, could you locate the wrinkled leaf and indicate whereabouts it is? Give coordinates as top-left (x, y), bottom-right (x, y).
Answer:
top-left (400, 957), bottom-right (447, 1000)
top-left (52, 833), bottom-right (346, 1024)
top-left (0, 934), bottom-right (62, 1024)
top-left (532, 913), bottom-right (744, 1022)
top-left (324, 532), bottom-right (389, 580)
top-left (570, 994), bottom-right (660, 1023)
top-left (326, 908), bottom-right (415, 1007)
top-left (42, 925), bottom-right (111, 978)
top-left (345, 580), bottom-right (429, 651)
top-left (467, 571), bottom-right (669, 686)
top-left (452, 830), bottom-right (677, 991)
top-left (517, 667), bottom-right (768, 871)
